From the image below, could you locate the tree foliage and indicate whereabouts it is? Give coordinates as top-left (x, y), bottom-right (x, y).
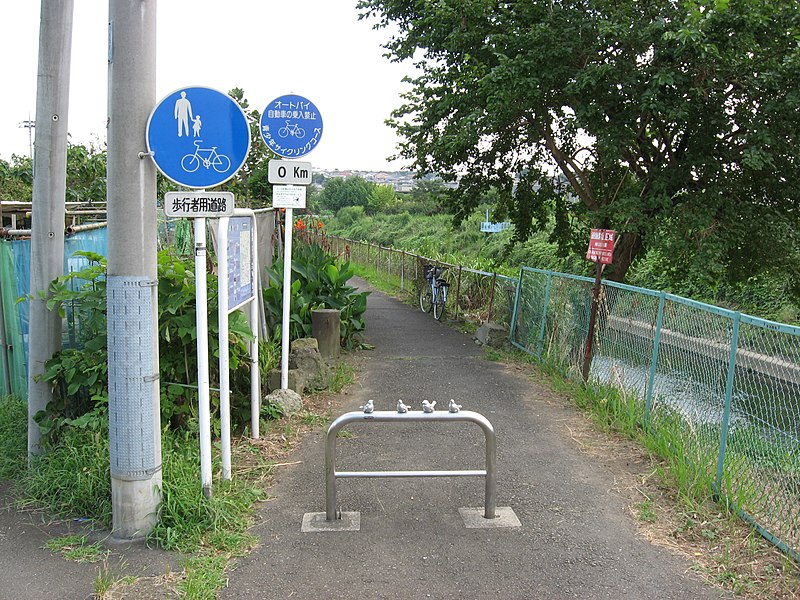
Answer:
top-left (0, 154), bottom-right (33, 203)
top-left (367, 184), bottom-right (397, 214)
top-left (359, 0), bottom-right (800, 287)
top-left (227, 87), bottom-right (277, 207)
top-left (318, 175), bottom-right (376, 212)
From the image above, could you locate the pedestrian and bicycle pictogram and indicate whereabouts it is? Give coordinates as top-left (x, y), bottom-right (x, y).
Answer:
top-left (147, 86), bottom-right (251, 188)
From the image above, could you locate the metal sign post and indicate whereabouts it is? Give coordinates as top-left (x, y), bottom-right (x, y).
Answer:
top-left (217, 210), bottom-right (260, 481)
top-left (263, 95), bottom-right (323, 390)
top-left (582, 229), bottom-right (616, 382)
top-left (194, 217), bottom-right (213, 497)
top-left (147, 87), bottom-right (251, 497)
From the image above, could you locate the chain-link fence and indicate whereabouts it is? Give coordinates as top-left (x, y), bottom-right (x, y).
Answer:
top-left (261, 231), bottom-right (800, 559)
top-left (512, 266), bottom-right (800, 560)
top-left (310, 233), bottom-right (518, 326)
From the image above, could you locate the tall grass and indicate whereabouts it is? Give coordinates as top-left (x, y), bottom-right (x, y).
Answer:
top-left (0, 395), bottom-right (26, 480)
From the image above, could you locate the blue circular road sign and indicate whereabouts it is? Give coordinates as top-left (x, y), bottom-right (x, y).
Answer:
top-left (260, 94), bottom-right (323, 158)
top-left (147, 86), bottom-right (251, 189)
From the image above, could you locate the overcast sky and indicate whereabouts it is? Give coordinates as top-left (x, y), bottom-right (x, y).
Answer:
top-left (0, 1), bottom-right (415, 172)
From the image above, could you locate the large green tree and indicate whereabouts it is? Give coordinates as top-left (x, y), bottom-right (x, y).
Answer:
top-left (319, 176), bottom-right (376, 212)
top-left (359, 0), bottom-right (800, 285)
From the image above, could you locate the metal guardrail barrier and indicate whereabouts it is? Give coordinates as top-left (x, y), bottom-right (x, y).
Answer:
top-left (324, 401), bottom-right (497, 521)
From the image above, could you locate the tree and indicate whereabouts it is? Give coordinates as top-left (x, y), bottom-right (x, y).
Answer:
top-left (65, 143), bottom-right (107, 205)
top-left (319, 176), bottom-right (376, 212)
top-left (0, 155), bottom-right (33, 203)
top-left (358, 0), bottom-right (800, 286)
top-left (227, 88), bottom-right (277, 207)
top-left (367, 184), bottom-right (397, 214)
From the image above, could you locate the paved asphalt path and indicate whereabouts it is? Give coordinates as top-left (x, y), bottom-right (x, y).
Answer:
top-left (222, 280), bottom-right (729, 599)
top-left (0, 279), bottom-right (731, 599)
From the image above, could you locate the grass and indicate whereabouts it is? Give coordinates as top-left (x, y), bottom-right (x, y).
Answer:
top-left (0, 393), bottom-right (328, 599)
top-left (328, 360), bottom-right (356, 393)
top-left (93, 564), bottom-right (136, 599)
top-left (0, 395), bottom-right (27, 479)
top-left (43, 534), bottom-right (109, 563)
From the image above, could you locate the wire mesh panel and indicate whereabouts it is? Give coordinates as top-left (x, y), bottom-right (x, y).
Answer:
top-left (590, 282), bottom-right (661, 402)
top-left (647, 298), bottom-right (736, 478)
top-left (723, 317), bottom-right (800, 555)
top-left (511, 268), bottom-right (549, 355)
top-left (543, 274), bottom-right (593, 375)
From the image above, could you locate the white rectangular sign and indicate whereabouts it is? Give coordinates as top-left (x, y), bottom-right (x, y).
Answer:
top-left (272, 185), bottom-right (307, 209)
top-left (164, 191), bottom-right (235, 217)
top-left (268, 160), bottom-right (312, 185)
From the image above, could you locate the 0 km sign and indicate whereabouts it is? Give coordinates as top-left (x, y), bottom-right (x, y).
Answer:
top-left (268, 160), bottom-right (312, 185)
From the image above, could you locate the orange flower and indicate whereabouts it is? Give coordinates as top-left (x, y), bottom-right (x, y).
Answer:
top-left (294, 220), bottom-right (307, 230)
top-left (317, 220), bottom-right (324, 229)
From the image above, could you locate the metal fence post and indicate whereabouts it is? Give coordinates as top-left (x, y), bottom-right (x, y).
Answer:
top-left (536, 271), bottom-right (553, 358)
top-left (455, 266), bottom-right (463, 321)
top-left (510, 268), bottom-right (524, 348)
top-left (715, 311), bottom-right (741, 495)
top-left (487, 273), bottom-right (497, 323)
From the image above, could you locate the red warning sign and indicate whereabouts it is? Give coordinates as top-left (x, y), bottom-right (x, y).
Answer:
top-left (586, 229), bottom-right (616, 264)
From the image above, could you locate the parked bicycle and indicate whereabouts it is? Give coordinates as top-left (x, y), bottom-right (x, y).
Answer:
top-left (419, 264), bottom-right (449, 321)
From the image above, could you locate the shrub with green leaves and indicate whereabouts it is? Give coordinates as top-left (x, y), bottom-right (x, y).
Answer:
top-left (263, 242), bottom-right (368, 348)
top-left (38, 250), bottom-right (268, 441)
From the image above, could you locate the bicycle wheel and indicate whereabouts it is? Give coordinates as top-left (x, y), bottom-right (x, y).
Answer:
top-left (181, 154), bottom-right (200, 172)
top-left (433, 284), bottom-right (447, 321)
top-left (212, 154), bottom-right (231, 173)
top-left (419, 285), bottom-right (433, 313)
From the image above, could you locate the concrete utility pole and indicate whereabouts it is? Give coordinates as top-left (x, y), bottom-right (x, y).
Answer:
top-left (27, 0), bottom-right (74, 458)
top-left (106, 0), bottom-right (162, 540)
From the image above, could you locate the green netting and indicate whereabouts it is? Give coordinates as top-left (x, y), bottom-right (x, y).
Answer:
top-left (0, 241), bottom-right (27, 398)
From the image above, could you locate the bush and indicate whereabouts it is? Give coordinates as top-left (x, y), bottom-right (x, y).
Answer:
top-left (263, 242), bottom-right (368, 348)
top-left (37, 250), bottom-right (268, 442)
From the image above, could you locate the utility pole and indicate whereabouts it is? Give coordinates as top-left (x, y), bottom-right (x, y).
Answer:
top-left (27, 0), bottom-right (74, 457)
top-left (106, 0), bottom-right (161, 540)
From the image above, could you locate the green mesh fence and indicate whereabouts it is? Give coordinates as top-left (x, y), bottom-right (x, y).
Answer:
top-left (309, 234), bottom-right (800, 558)
top-left (311, 233), bottom-right (518, 326)
top-left (511, 266), bottom-right (800, 560)
top-left (0, 241), bottom-right (27, 398)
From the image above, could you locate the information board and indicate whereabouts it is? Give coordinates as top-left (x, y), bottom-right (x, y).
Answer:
top-left (226, 217), bottom-right (255, 311)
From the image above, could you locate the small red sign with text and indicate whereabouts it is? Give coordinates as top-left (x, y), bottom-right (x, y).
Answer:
top-left (586, 229), bottom-right (616, 264)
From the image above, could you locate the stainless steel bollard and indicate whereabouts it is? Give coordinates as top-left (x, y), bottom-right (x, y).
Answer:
top-left (324, 409), bottom-right (497, 521)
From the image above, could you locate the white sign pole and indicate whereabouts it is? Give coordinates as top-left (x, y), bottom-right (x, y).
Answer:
top-left (217, 217), bottom-right (232, 481)
top-left (194, 217), bottom-right (213, 497)
top-left (280, 208), bottom-right (294, 389)
top-left (249, 214), bottom-right (260, 438)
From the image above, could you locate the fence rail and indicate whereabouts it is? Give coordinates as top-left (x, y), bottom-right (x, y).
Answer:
top-left (512, 266), bottom-right (800, 561)
top-left (311, 233), bottom-right (800, 561)
top-left (309, 232), bottom-right (517, 326)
